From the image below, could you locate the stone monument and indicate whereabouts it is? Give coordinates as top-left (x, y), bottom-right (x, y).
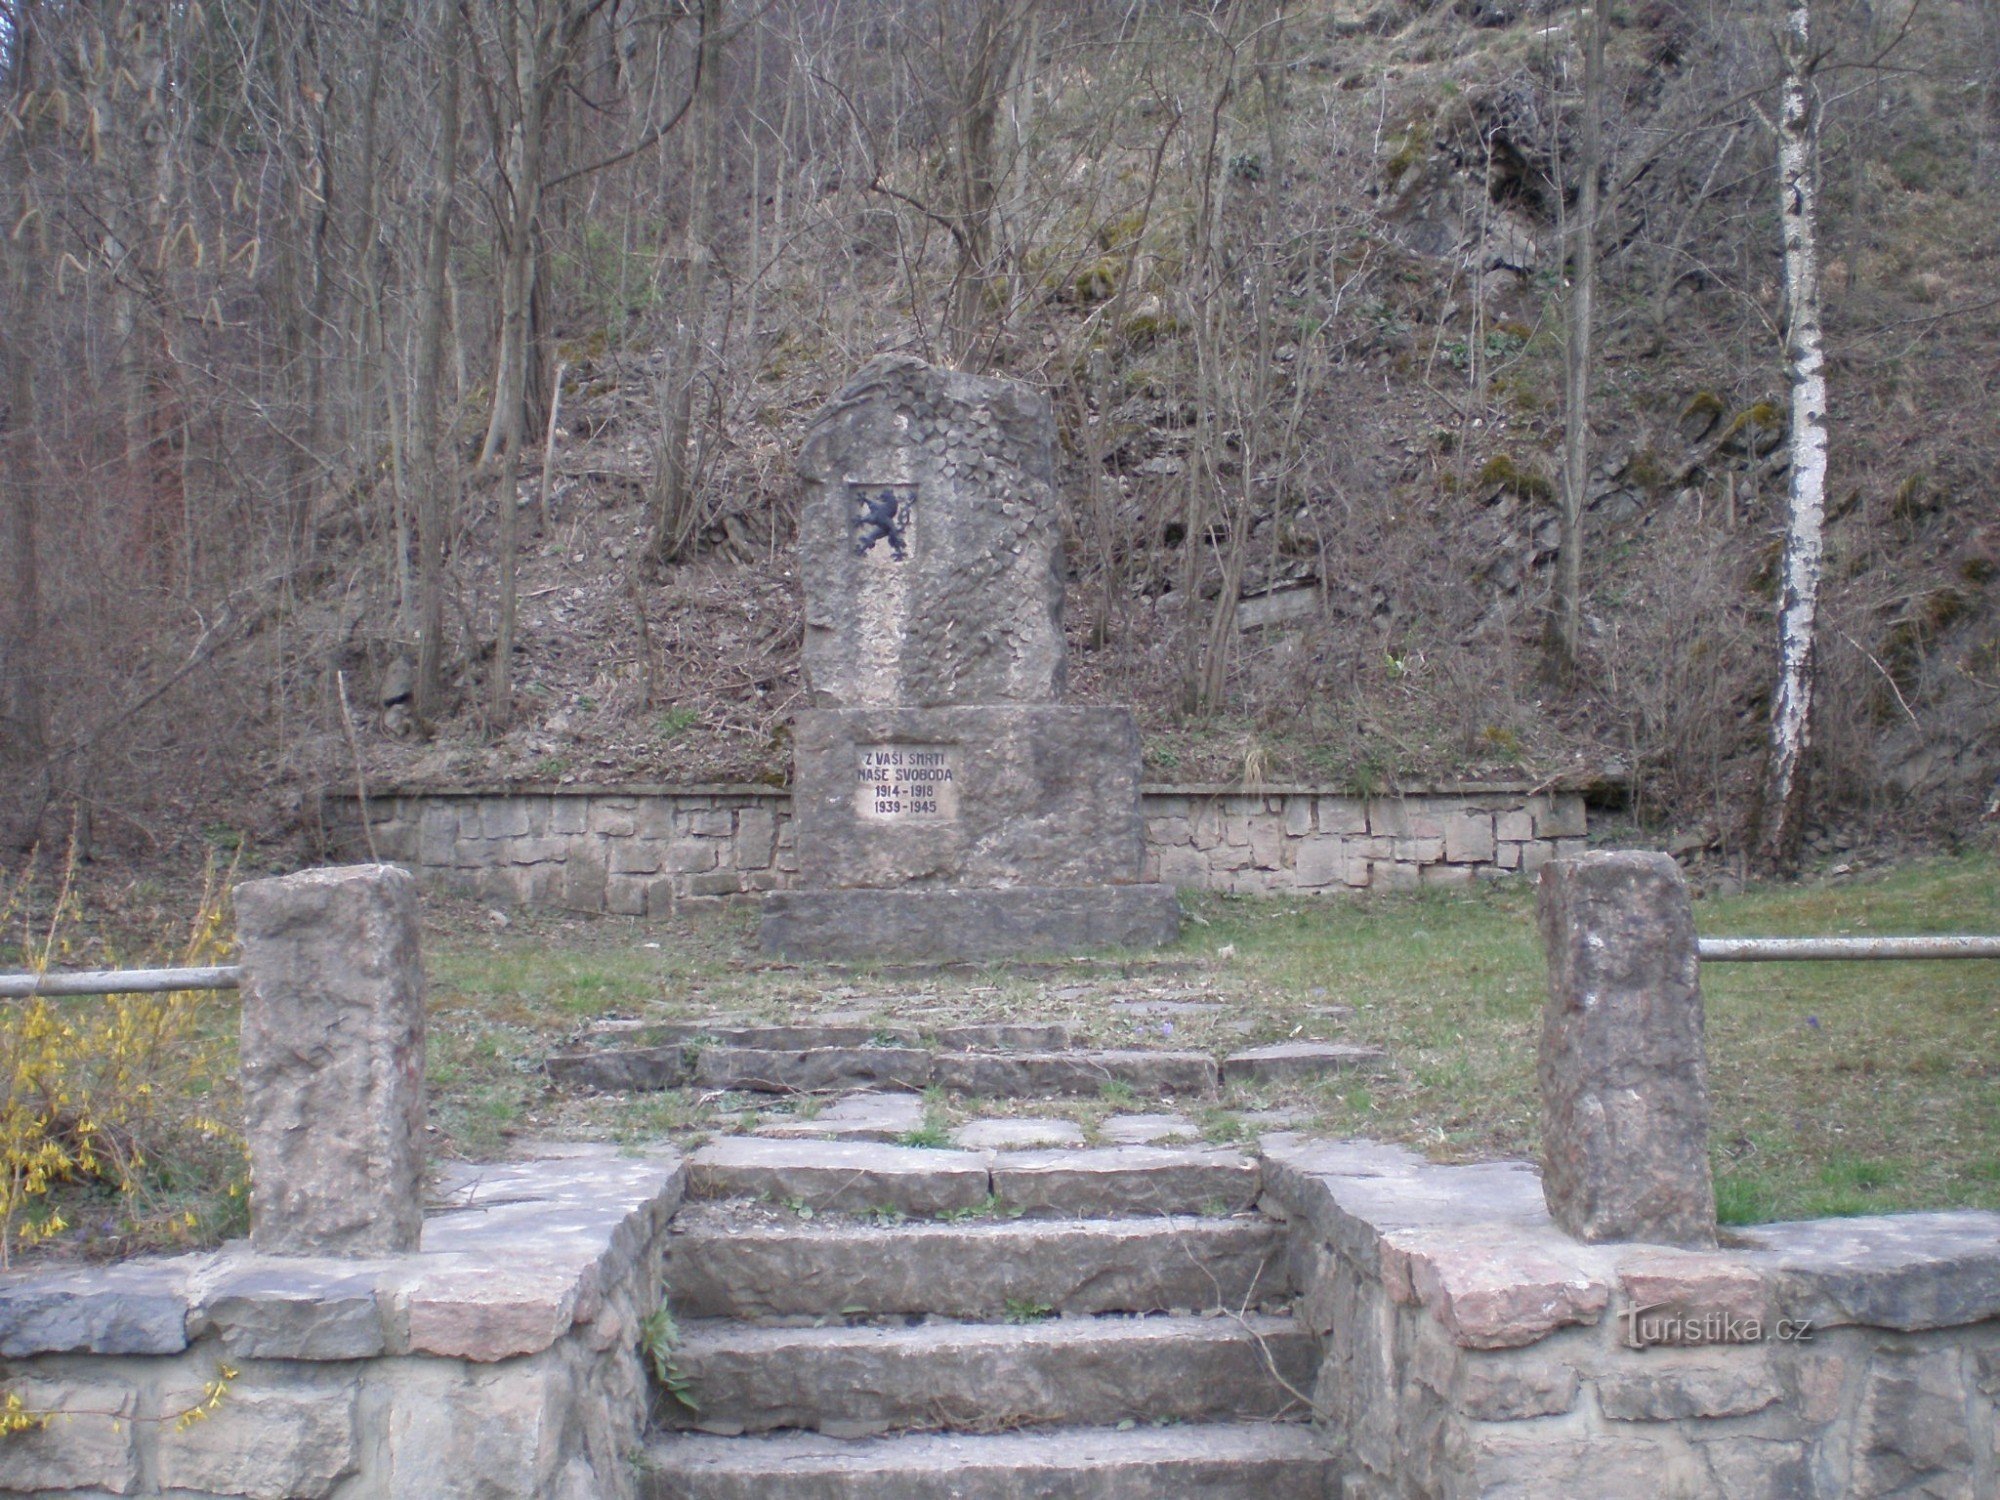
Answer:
top-left (760, 356), bottom-right (1181, 961)
top-left (234, 864), bottom-right (428, 1255)
top-left (1536, 850), bottom-right (1716, 1248)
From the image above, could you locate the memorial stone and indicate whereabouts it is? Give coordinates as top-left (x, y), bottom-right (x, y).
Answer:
top-left (762, 356), bottom-right (1180, 960)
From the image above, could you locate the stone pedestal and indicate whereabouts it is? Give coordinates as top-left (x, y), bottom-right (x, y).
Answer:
top-left (1536, 851), bottom-right (1716, 1248)
top-left (234, 864), bottom-right (427, 1255)
top-left (762, 356), bottom-right (1178, 962)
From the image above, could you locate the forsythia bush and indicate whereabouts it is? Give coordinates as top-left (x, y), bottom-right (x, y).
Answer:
top-left (0, 845), bottom-right (247, 1268)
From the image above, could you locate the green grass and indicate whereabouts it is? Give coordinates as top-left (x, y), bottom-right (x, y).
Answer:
top-left (418, 852), bottom-right (1999, 1226)
top-left (1174, 851), bottom-right (1999, 1223)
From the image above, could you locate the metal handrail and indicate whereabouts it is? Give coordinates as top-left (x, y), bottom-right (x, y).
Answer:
top-left (0, 965), bottom-right (244, 999)
top-left (1697, 936), bottom-right (2000, 962)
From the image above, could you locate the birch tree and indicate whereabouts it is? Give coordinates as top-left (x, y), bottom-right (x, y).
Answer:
top-left (1551, 0), bottom-right (1605, 678)
top-left (1757, 0), bottom-right (1829, 872)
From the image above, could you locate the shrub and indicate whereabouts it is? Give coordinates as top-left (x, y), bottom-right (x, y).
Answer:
top-left (0, 844), bottom-right (246, 1267)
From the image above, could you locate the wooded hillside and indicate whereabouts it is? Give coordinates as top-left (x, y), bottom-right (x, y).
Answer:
top-left (0, 0), bottom-right (1995, 874)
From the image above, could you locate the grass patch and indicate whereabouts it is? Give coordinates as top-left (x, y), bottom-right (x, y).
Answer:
top-left (404, 851), bottom-right (1997, 1228)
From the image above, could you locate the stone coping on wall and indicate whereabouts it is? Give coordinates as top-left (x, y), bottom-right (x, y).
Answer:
top-left (341, 778), bottom-right (1592, 800)
top-left (0, 1144), bottom-right (685, 1363)
top-left (1260, 1133), bottom-right (2000, 1496)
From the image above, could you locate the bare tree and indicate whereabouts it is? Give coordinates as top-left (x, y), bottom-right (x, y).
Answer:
top-left (1757, 0), bottom-right (1829, 872)
top-left (413, 7), bottom-right (464, 726)
top-left (1551, 0), bottom-right (1605, 679)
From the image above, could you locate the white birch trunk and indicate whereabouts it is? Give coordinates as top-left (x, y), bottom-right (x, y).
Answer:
top-left (1758, 0), bottom-right (1829, 871)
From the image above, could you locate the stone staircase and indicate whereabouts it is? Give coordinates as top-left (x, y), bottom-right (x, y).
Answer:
top-left (637, 1139), bottom-right (1335, 1498)
top-left (549, 1016), bottom-right (1381, 1097)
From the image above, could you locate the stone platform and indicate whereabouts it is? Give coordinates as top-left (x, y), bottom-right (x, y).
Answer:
top-left (758, 883), bottom-right (1181, 961)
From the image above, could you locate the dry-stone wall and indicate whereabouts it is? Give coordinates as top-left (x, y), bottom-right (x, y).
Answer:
top-left (1264, 1135), bottom-right (2000, 1498)
top-left (0, 1147), bottom-right (684, 1500)
top-left (334, 784), bottom-right (1588, 914)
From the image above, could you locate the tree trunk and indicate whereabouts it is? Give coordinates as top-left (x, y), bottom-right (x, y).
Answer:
top-left (1551, 0), bottom-right (1604, 679)
top-left (1757, 0), bottom-right (1830, 874)
top-left (645, 0), bottom-right (726, 565)
top-left (414, 11), bottom-right (463, 726)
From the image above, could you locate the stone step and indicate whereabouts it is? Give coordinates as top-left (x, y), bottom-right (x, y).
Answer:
top-left (665, 1210), bottom-right (1290, 1320)
top-left (655, 1313), bottom-right (1316, 1436)
top-left (1220, 1042), bottom-right (1386, 1085)
top-left (931, 1049), bottom-right (1219, 1097)
top-left (686, 1139), bottom-right (1263, 1220)
top-left (639, 1422), bottom-right (1336, 1499)
top-left (552, 1043), bottom-right (1222, 1097)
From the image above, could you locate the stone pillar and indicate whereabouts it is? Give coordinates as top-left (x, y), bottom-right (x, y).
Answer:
top-left (234, 865), bottom-right (427, 1255)
top-left (1537, 851), bottom-right (1715, 1248)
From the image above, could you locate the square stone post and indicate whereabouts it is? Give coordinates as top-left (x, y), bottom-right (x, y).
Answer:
top-left (234, 864), bottom-right (427, 1255)
top-left (1537, 850), bottom-right (1716, 1248)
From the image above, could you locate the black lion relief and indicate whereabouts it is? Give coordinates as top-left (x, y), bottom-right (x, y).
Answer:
top-left (851, 484), bottom-right (912, 560)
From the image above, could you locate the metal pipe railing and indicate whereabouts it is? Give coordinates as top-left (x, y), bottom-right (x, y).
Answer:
top-left (0, 965), bottom-right (244, 999)
top-left (1697, 936), bottom-right (2000, 962)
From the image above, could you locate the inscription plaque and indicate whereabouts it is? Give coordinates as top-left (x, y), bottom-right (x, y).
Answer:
top-left (855, 743), bottom-right (958, 822)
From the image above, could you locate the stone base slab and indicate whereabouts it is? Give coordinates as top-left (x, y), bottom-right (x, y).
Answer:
top-left (759, 883), bottom-right (1180, 961)
top-left (792, 705), bottom-right (1146, 889)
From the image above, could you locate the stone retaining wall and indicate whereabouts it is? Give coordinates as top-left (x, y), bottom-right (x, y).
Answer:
top-left (330, 784), bottom-right (1588, 914)
top-left (0, 1147), bottom-right (684, 1500)
top-left (1262, 1134), bottom-right (2000, 1498)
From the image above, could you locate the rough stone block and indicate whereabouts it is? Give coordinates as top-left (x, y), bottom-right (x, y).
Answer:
top-left (1372, 860), bottom-right (1421, 891)
top-left (588, 803), bottom-right (637, 836)
top-left (1728, 1211), bottom-right (2000, 1330)
top-left (695, 1045), bottom-right (933, 1094)
top-left (1282, 797), bottom-right (1314, 837)
top-left (0, 1262), bottom-right (192, 1355)
top-left (480, 799), bottom-right (531, 839)
top-left (1385, 1227), bottom-right (1611, 1348)
top-left (605, 874), bottom-right (649, 917)
top-left (1156, 845), bottom-right (1208, 887)
top-left (1370, 800), bottom-right (1443, 839)
top-left (204, 1263), bottom-right (388, 1360)
top-left (1294, 837), bottom-right (1349, 888)
top-left (1443, 810), bottom-right (1496, 863)
top-left (1394, 837), bottom-right (1444, 864)
top-left (685, 871), bottom-right (745, 897)
top-left (549, 798), bottom-right (588, 835)
top-left (419, 806), bottom-right (457, 867)
top-left (1318, 797), bottom-right (1368, 834)
top-left (737, 807), bottom-right (778, 869)
top-left (1496, 809), bottom-right (1535, 842)
top-left (1496, 841), bottom-right (1524, 870)
top-left (1535, 795), bottom-right (1588, 838)
top-left (1597, 1356), bottom-right (1782, 1420)
top-left (1537, 851), bottom-right (1715, 1247)
top-left (1421, 863), bottom-right (1474, 887)
top-left (609, 841), bottom-right (665, 876)
top-left (689, 810), bottom-right (735, 837)
top-left (0, 1376), bottom-right (137, 1494)
top-left (156, 1383), bottom-right (359, 1499)
top-left (1853, 1349), bottom-right (1977, 1495)
top-left (234, 865), bottom-right (426, 1256)
top-left (666, 839), bottom-right (719, 874)
top-left (1249, 820), bottom-right (1285, 869)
